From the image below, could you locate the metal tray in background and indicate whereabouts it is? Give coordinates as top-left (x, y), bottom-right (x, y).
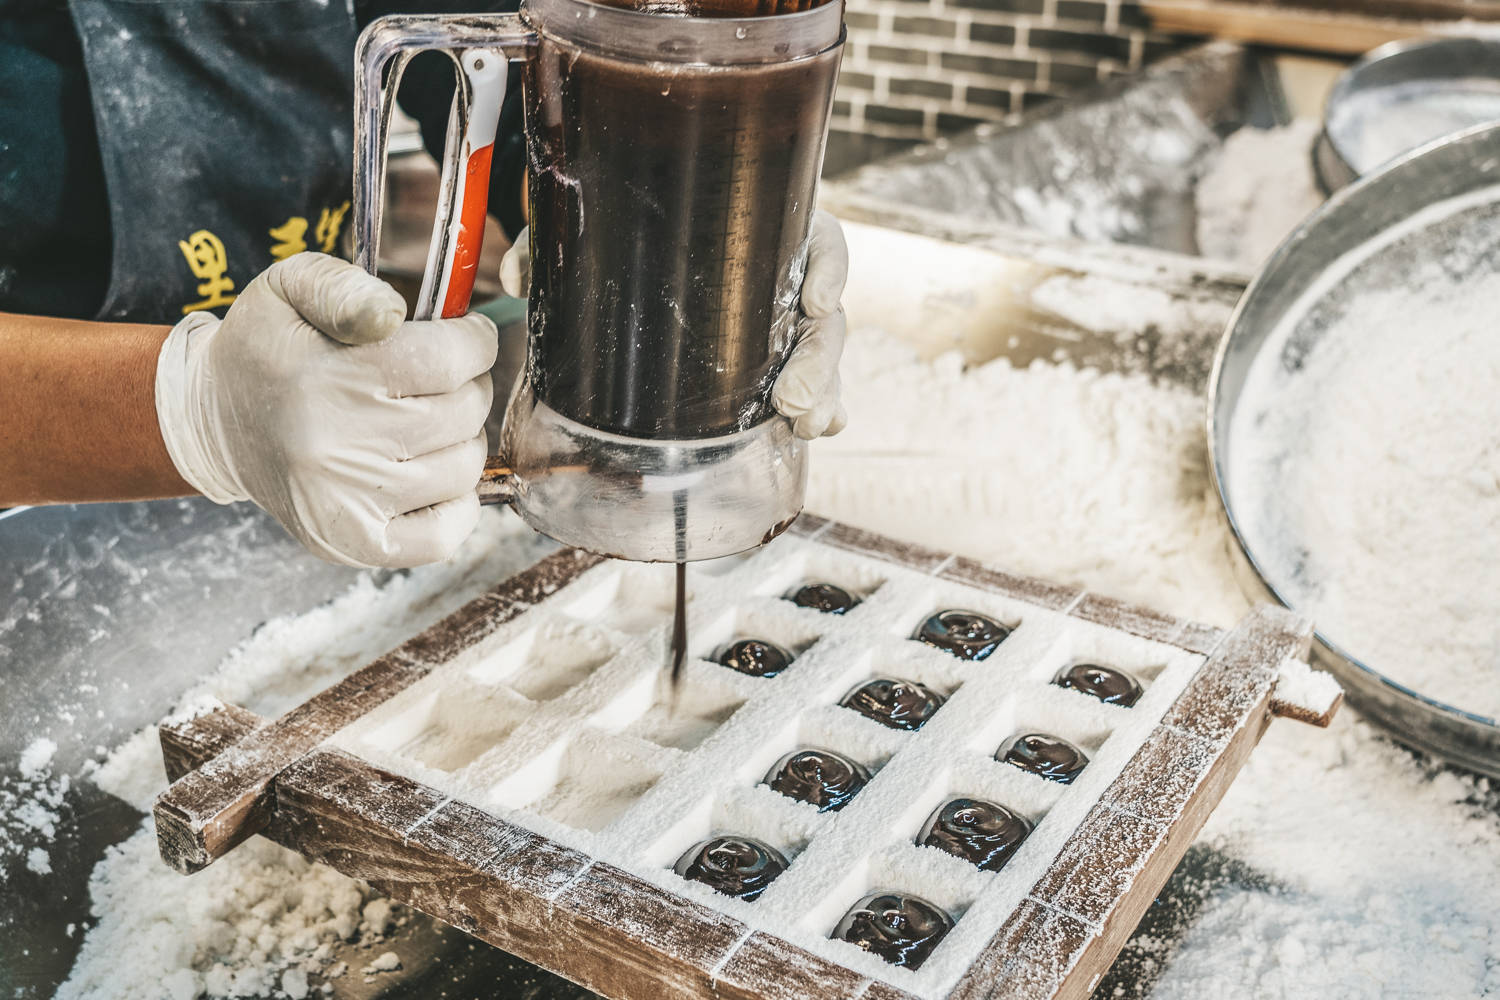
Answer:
top-left (1315, 36), bottom-right (1500, 192)
top-left (1209, 122), bottom-right (1500, 779)
top-left (825, 41), bottom-right (1296, 259)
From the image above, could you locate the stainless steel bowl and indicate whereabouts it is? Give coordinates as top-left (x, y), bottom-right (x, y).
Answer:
top-left (1315, 36), bottom-right (1500, 192)
top-left (1210, 121), bottom-right (1500, 777)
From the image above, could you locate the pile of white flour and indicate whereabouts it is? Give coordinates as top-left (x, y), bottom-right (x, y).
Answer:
top-left (809, 330), bottom-right (1245, 628)
top-left (46, 316), bottom-right (1500, 998)
top-left (1193, 120), bottom-right (1325, 272)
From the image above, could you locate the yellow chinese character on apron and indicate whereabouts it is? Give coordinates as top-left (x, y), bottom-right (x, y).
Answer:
top-left (178, 230), bottom-right (238, 314)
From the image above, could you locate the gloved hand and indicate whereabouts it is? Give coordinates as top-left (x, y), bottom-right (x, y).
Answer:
top-left (500, 209), bottom-right (849, 439)
top-left (155, 252), bottom-right (497, 569)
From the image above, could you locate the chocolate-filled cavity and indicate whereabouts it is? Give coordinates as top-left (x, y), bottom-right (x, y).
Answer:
top-left (765, 747), bottom-right (872, 812)
top-left (997, 732), bottom-right (1090, 784)
top-left (915, 609), bottom-right (1011, 660)
top-left (839, 677), bottom-right (946, 731)
top-left (715, 638), bottom-right (793, 678)
top-left (917, 797), bottom-right (1033, 872)
top-left (1054, 663), bottom-right (1143, 706)
top-left (788, 582), bottom-right (859, 615)
top-left (831, 891), bottom-right (954, 969)
top-left (673, 836), bottom-right (789, 901)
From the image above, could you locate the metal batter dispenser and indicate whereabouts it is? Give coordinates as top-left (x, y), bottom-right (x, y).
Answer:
top-left (353, 0), bottom-right (844, 562)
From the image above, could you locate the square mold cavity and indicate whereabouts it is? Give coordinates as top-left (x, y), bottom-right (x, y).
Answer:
top-left (860, 643), bottom-right (969, 698)
top-left (693, 602), bottom-right (825, 674)
top-left (752, 546), bottom-right (890, 609)
top-left (1003, 686), bottom-right (1120, 760)
top-left (741, 705), bottom-right (905, 797)
top-left (896, 581), bottom-right (1035, 653)
top-left (824, 648), bottom-right (966, 736)
top-left (466, 616), bottom-right (618, 702)
top-left (489, 734), bottom-right (663, 833)
top-left (915, 752), bottom-right (1064, 838)
top-left (623, 682), bottom-right (748, 752)
top-left (647, 785), bottom-right (820, 877)
top-left (357, 683), bottom-right (531, 774)
top-left (562, 562), bottom-right (680, 635)
top-left (805, 852), bottom-right (979, 966)
top-left (588, 661), bottom-right (753, 752)
top-left (1025, 621), bottom-right (1185, 699)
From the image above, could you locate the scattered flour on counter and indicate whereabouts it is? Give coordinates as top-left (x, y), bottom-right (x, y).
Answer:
top-left (1193, 119), bottom-right (1325, 271)
top-left (1229, 189), bottom-right (1500, 719)
top-left (280, 967), bottom-right (310, 999)
top-left (1151, 713), bottom-right (1500, 999)
top-left (1, 737), bottom-right (68, 882)
top-left (57, 824), bottom-right (376, 1000)
top-left (27, 846), bottom-right (53, 875)
top-left (810, 329), bottom-right (1247, 627)
top-left (19, 737), bottom-right (58, 778)
top-left (58, 511), bottom-right (550, 1000)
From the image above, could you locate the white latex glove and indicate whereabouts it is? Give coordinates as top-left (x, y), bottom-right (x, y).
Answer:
top-left (155, 252), bottom-right (497, 569)
top-left (499, 209), bottom-right (849, 439)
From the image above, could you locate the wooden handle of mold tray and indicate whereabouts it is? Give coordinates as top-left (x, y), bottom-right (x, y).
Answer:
top-left (1269, 658), bottom-right (1343, 728)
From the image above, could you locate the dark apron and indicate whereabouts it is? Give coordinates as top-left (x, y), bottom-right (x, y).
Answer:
top-left (69, 0), bottom-right (356, 325)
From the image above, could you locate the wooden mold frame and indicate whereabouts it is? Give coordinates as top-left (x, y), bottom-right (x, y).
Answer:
top-left (155, 514), bottom-right (1338, 1000)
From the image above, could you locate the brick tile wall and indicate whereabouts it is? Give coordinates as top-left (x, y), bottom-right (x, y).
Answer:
top-left (831, 0), bottom-right (1192, 150)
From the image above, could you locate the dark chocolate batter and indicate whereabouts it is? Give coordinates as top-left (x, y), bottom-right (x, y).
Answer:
top-left (831, 891), bottom-right (953, 969)
top-left (914, 610), bottom-right (1010, 660)
top-left (716, 638), bottom-right (793, 678)
top-left (669, 561), bottom-right (687, 690)
top-left (1054, 663), bottom-right (1143, 706)
top-left (673, 836), bottom-right (789, 901)
top-left (996, 732), bottom-right (1090, 784)
top-left (765, 747), bottom-right (871, 812)
top-left (788, 582), bottom-right (859, 614)
top-left (839, 677), bottom-right (945, 731)
top-left (917, 797), bottom-right (1033, 872)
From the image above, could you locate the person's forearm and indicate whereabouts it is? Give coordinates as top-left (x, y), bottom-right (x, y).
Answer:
top-left (0, 312), bottom-right (194, 505)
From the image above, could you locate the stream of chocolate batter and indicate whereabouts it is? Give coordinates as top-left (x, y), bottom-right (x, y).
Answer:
top-left (669, 490), bottom-right (689, 691)
top-left (670, 562), bottom-right (687, 688)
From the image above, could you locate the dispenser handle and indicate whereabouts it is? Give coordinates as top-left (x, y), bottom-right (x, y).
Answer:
top-left (353, 14), bottom-right (536, 320)
top-left (353, 15), bottom-right (535, 505)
